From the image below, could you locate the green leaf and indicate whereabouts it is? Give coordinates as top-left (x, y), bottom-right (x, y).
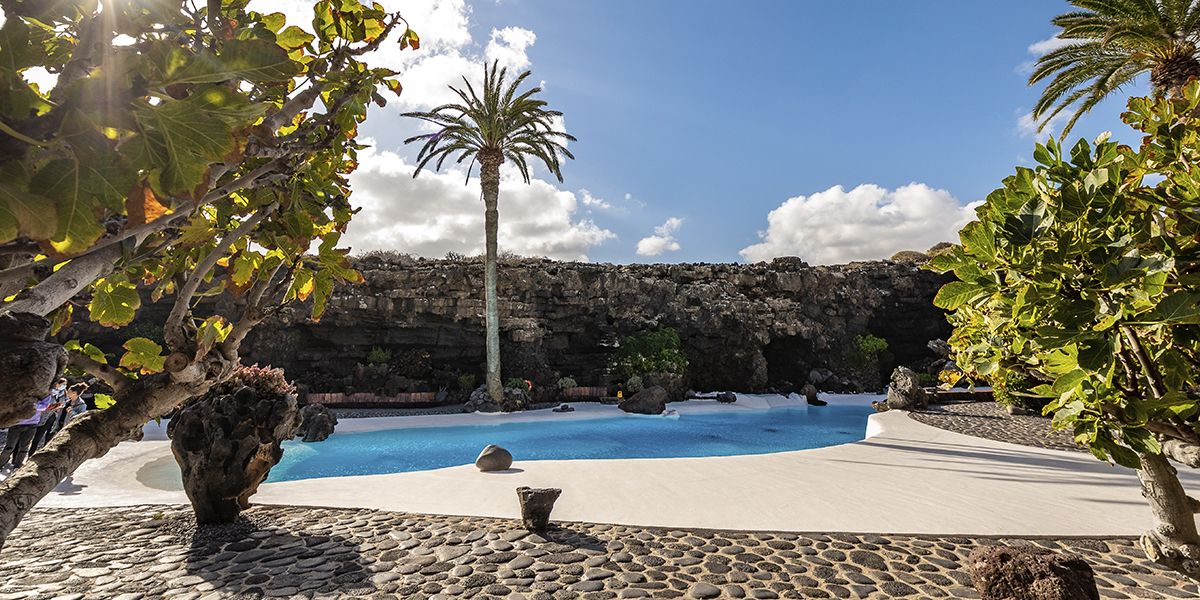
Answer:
top-left (934, 281), bottom-right (986, 310)
top-left (185, 84), bottom-right (269, 128)
top-left (1077, 337), bottom-right (1113, 373)
top-left (120, 337), bottom-right (166, 374)
top-left (1052, 370), bottom-right (1087, 395)
top-left (927, 252), bottom-right (966, 273)
top-left (31, 159), bottom-right (110, 255)
top-left (65, 340), bottom-right (108, 365)
top-left (194, 315), bottom-right (231, 360)
top-left (0, 182), bottom-right (55, 242)
top-left (93, 393), bottom-right (115, 409)
top-left (1121, 427), bottom-right (1161, 456)
top-left (276, 25), bottom-right (316, 50)
top-left (958, 221), bottom-right (995, 260)
top-left (126, 99), bottom-right (234, 195)
top-left (89, 280), bottom-right (140, 328)
top-left (311, 269), bottom-right (335, 320)
top-left (0, 19), bottom-right (41, 72)
top-left (1148, 292), bottom-right (1200, 324)
top-left (218, 38), bottom-right (301, 83)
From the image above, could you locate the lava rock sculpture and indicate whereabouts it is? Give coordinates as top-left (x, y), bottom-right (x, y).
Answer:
top-left (168, 387), bottom-right (301, 524)
top-left (297, 403), bottom-right (338, 442)
top-left (516, 486), bottom-right (562, 533)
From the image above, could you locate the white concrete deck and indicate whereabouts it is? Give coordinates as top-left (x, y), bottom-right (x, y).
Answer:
top-left (29, 393), bottom-right (1200, 536)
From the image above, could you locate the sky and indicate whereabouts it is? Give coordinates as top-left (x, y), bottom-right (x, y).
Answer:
top-left (259, 2), bottom-right (1146, 264)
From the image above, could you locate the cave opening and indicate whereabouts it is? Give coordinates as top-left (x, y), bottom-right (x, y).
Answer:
top-left (762, 335), bottom-right (818, 389)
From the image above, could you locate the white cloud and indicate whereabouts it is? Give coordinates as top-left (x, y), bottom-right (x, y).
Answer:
top-left (342, 142), bottom-right (615, 261)
top-left (579, 189), bottom-right (612, 210)
top-left (1029, 35), bottom-right (1074, 56)
top-left (636, 217), bottom-right (683, 256)
top-left (738, 184), bottom-right (980, 265)
top-left (485, 27), bottom-right (537, 72)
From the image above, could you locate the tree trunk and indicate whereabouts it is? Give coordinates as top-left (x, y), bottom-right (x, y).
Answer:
top-left (0, 373), bottom-right (214, 547)
top-left (1136, 451), bottom-right (1200, 580)
top-left (480, 150), bottom-right (504, 404)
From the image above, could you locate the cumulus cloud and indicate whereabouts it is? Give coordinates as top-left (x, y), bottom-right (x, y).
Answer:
top-left (1029, 35), bottom-right (1074, 56)
top-left (636, 218), bottom-right (683, 256)
top-left (738, 184), bottom-right (979, 265)
top-left (579, 189), bottom-right (612, 211)
top-left (342, 142), bottom-right (615, 261)
top-left (486, 27), bottom-right (537, 72)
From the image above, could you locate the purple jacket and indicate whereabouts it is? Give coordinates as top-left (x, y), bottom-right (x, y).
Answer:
top-left (15, 396), bottom-right (52, 426)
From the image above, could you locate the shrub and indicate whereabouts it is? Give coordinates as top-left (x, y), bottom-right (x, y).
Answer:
top-left (848, 334), bottom-right (893, 367)
top-left (505, 378), bottom-right (530, 392)
top-left (458, 374), bottom-right (476, 391)
top-left (989, 369), bottom-right (1031, 408)
top-left (557, 376), bottom-right (578, 389)
top-left (626, 375), bottom-right (644, 393)
top-left (890, 250), bottom-right (930, 263)
top-left (203, 363), bottom-right (296, 401)
top-left (927, 241), bottom-right (954, 256)
top-left (392, 348), bottom-right (432, 379)
top-left (120, 320), bottom-right (165, 346)
top-left (611, 326), bottom-right (689, 378)
top-left (918, 372), bottom-right (937, 385)
top-left (367, 346), bottom-right (392, 364)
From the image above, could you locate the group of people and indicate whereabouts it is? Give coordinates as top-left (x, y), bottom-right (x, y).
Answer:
top-left (0, 379), bottom-right (89, 473)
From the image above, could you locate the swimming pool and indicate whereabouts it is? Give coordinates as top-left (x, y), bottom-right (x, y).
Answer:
top-left (265, 404), bottom-right (875, 482)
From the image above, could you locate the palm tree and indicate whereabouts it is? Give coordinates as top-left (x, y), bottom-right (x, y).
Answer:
top-left (1029, 0), bottom-right (1200, 137)
top-left (403, 61), bottom-right (575, 407)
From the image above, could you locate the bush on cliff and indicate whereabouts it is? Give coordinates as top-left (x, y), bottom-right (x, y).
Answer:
top-left (612, 327), bottom-right (689, 379)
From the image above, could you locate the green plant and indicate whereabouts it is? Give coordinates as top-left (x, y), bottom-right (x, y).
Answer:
top-left (917, 373), bottom-right (937, 385)
top-left (458, 374), bottom-right (477, 391)
top-left (392, 349), bottom-right (432, 379)
top-left (928, 83), bottom-right (1200, 579)
top-left (988, 369), bottom-right (1030, 408)
top-left (205, 364), bottom-right (296, 401)
top-left (120, 321), bottom-right (165, 346)
top-left (404, 60), bottom-right (575, 408)
top-left (626, 375), bottom-right (644, 393)
top-left (848, 334), bottom-right (893, 367)
top-left (367, 347), bottom-right (392, 365)
top-left (93, 394), bottom-right (115, 410)
top-left (611, 326), bottom-right (689, 378)
top-left (557, 376), bottom-right (578, 389)
top-left (890, 250), bottom-right (929, 263)
top-left (504, 378), bottom-right (530, 392)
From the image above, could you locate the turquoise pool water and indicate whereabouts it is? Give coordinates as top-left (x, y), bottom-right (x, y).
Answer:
top-left (265, 405), bottom-right (875, 482)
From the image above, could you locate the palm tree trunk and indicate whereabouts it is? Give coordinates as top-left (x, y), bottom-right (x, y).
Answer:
top-left (1136, 451), bottom-right (1200, 580)
top-left (480, 151), bottom-right (504, 405)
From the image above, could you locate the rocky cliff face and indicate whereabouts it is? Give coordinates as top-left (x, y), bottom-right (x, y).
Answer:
top-left (233, 256), bottom-right (954, 395)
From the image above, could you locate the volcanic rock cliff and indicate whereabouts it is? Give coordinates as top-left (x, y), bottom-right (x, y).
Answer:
top-left (232, 256), bottom-right (954, 394)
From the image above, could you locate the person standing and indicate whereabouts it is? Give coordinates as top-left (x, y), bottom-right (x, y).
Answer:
top-left (0, 395), bottom-right (55, 472)
top-left (29, 391), bottom-right (64, 454)
top-left (62, 383), bottom-right (88, 423)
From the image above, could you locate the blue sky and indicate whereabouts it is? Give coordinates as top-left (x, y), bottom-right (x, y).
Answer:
top-left (280, 0), bottom-right (1144, 265)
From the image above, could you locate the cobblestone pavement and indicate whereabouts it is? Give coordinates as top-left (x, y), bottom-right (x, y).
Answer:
top-left (2, 504), bottom-right (1197, 600)
top-left (908, 401), bottom-right (1085, 453)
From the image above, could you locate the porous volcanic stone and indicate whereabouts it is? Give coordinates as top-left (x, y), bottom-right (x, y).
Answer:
top-left (475, 445), bottom-right (513, 471)
top-left (516, 486), bottom-right (561, 533)
top-left (969, 544), bottom-right (1099, 600)
top-left (620, 386), bottom-right (669, 414)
